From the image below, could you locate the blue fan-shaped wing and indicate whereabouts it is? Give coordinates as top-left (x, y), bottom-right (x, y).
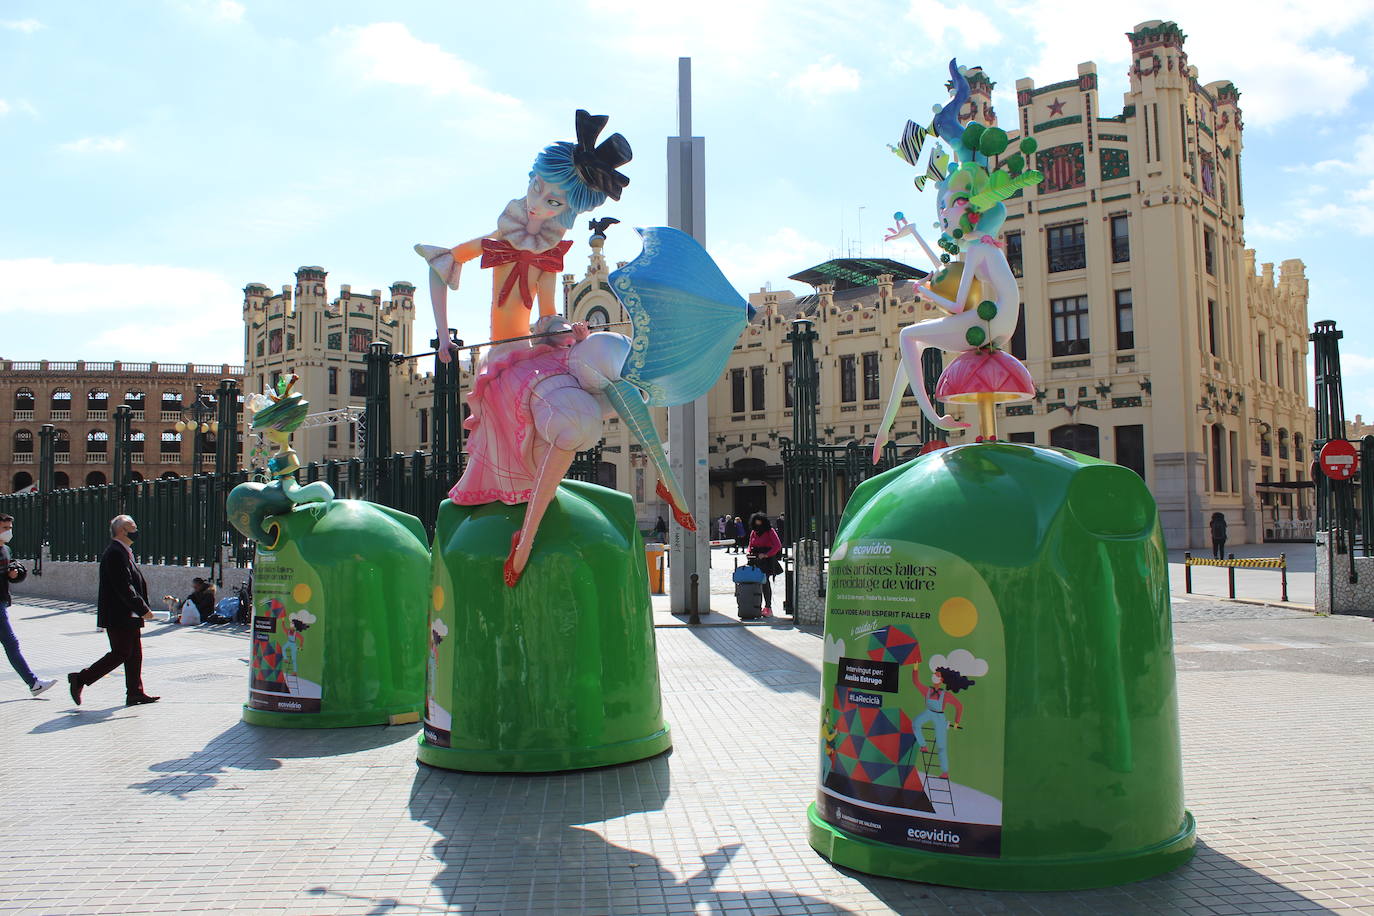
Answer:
top-left (609, 227), bottom-right (753, 407)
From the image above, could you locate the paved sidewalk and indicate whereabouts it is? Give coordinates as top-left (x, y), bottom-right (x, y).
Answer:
top-left (2, 592), bottom-right (1372, 915)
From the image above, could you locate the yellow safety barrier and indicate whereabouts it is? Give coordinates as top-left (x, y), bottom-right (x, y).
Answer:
top-left (1183, 553), bottom-right (1288, 601)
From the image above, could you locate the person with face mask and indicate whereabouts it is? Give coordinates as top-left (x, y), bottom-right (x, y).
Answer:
top-left (68, 515), bottom-right (159, 706)
top-left (0, 514), bottom-right (56, 697)
top-left (746, 513), bottom-right (784, 617)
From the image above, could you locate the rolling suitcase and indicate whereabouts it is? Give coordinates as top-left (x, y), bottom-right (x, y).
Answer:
top-left (733, 564), bottom-right (766, 620)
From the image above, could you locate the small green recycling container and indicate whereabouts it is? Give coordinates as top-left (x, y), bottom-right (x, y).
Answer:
top-left (418, 480), bottom-right (671, 772)
top-left (809, 443), bottom-right (1195, 890)
top-left (242, 499), bottom-right (431, 729)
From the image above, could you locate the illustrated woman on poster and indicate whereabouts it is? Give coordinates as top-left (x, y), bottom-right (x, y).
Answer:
top-left (912, 663), bottom-right (975, 778)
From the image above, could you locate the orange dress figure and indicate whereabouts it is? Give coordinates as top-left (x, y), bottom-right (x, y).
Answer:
top-left (415, 110), bottom-right (631, 359)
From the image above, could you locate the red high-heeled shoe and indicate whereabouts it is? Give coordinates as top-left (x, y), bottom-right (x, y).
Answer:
top-left (503, 531), bottom-right (523, 587)
top-left (656, 481), bottom-right (696, 531)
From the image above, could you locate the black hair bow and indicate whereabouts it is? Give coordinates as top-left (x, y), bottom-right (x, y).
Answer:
top-left (572, 109), bottom-right (632, 201)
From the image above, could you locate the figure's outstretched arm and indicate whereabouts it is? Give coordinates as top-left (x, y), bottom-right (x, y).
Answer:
top-left (887, 216), bottom-right (944, 270)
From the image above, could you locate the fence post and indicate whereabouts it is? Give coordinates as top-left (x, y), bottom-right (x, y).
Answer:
top-left (1184, 552), bottom-right (1192, 594)
top-left (1280, 553), bottom-right (1288, 602)
top-left (112, 405), bottom-right (132, 511)
top-left (1227, 553), bottom-right (1236, 599)
top-left (36, 424), bottom-right (55, 575)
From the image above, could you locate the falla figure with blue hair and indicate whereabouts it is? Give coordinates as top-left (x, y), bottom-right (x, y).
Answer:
top-left (415, 109), bottom-right (631, 359)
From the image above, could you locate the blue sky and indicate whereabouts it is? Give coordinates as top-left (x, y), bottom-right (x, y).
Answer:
top-left (3, 1), bottom-right (1374, 412)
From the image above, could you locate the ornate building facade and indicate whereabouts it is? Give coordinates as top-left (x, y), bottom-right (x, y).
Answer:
top-left (0, 359), bottom-right (244, 492)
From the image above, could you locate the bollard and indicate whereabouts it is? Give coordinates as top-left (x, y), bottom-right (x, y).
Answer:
top-left (1184, 552), bottom-right (1192, 594)
top-left (1281, 553), bottom-right (1288, 602)
top-left (1227, 554), bottom-right (1236, 599)
top-left (689, 573), bottom-right (700, 626)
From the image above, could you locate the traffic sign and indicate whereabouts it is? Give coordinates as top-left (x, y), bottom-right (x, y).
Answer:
top-left (1318, 439), bottom-right (1359, 481)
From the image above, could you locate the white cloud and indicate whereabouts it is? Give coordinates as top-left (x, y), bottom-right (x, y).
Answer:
top-left (823, 634), bottom-right (845, 664)
top-left (211, 0), bottom-right (244, 22)
top-left (0, 18), bottom-right (43, 33)
top-left (59, 136), bottom-right (128, 154)
top-left (0, 100), bottom-right (8, 117)
top-left (905, 1), bottom-right (1003, 50)
top-left (930, 648), bottom-right (989, 677)
top-left (329, 22), bottom-right (520, 108)
top-left (714, 227), bottom-right (833, 293)
top-left (0, 259), bottom-right (244, 363)
top-left (789, 56), bottom-right (861, 98)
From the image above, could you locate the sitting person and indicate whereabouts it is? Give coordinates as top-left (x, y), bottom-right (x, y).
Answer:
top-left (164, 577), bottom-right (225, 625)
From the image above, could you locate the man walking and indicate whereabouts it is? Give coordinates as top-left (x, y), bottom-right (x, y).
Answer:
top-left (0, 514), bottom-right (56, 697)
top-left (68, 515), bottom-right (159, 706)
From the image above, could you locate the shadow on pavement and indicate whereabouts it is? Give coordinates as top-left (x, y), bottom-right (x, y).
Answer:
top-left (685, 624), bottom-right (823, 698)
top-left (401, 755), bottom-right (857, 915)
top-left (838, 838), bottom-right (1329, 913)
top-left (30, 706), bottom-right (133, 732)
top-left (130, 719), bottom-right (419, 799)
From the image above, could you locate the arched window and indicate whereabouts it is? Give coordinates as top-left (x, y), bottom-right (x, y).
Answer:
top-left (13, 429), bottom-right (32, 457)
top-left (130, 431), bottom-right (146, 455)
top-left (53, 471), bottom-right (70, 489)
top-left (53, 430), bottom-right (70, 453)
top-left (160, 430), bottom-right (182, 456)
top-left (1049, 423), bottom-right (1100, 458)
top-left (85, 471), bottom-right (107, 486)
top-left (1278, 428), bottom-right (1289, 460)
top-left (159, 471), bottom-right (181, 480)
top-left (14, 388), bottom-right (35, 413)
top-left (161, 391), bottom-right (183, 419)
top-left (12, 471), bottom-right (33, 492)
top-left (125, 391), bottom-right (146, 418)
top-left (87, 389), bottom-right (110, 416)
top-left (86, 430), bottom-right (109, 455)
top-left (586, 306), bottom-right (611, 329)
top-left (50, 388), bottom-right (73, 417)
top-left (130, 471), bottom-right (144, 482)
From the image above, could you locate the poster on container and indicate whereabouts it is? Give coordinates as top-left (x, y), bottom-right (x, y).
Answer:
top-left (816, 537), bottom-right (1006, 857)
top-left (248, 546), bottom-right (325, 714)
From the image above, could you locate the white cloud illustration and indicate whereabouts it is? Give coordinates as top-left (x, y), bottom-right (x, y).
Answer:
top-left (823, 634), bottom-right (845, 664)
top-left (930, 648), bottom-right (988, 677)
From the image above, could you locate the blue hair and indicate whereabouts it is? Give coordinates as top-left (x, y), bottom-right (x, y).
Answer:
top-left (531, 141), bottom-right (608, 230)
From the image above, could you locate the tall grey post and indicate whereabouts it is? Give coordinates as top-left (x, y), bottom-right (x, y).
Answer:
top-left (666, 57), bottom-right (711, 613)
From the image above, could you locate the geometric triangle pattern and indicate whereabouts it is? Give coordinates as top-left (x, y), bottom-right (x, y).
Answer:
top-left (250, 598), bottom-right (290, 692)
top-left (829, 684), bottom-right (924, 795)
top-left (866, 624), bottom-right (922, 667)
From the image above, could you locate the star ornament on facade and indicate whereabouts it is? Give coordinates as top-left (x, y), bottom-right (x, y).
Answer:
top-left (1047, 98), bottom-right (1066, 117)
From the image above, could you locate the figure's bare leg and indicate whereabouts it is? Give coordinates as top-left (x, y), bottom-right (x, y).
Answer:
top-left (898, 329), bottom-right (970, 431)
top-left (505, 445), bottom-right (577, 587)
top-left (873, 358), bottom-right (910, 464)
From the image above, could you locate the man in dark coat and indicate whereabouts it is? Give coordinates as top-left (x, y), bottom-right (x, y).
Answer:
top-left (68, 515), bottom-right (159, 706)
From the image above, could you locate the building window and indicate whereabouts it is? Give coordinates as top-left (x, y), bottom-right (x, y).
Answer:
top-left (1260, 430), bottom-right (1272, 458)
top-left (1257, 333), bottom-right (1268, 381)
top-left (86, 430), bottom-right (108, 456)
top-left (161, 430), bottom-right (182, 456)
top-left (586, 306), bottom-right (610, 329)
top-left (328, 367), bottom-right (338, 395)
top-left (1115, 424), bottom-right (1145, 479)
top-left (1110, 215), bottom-right (1130, 263)
top-left (862, 352), bottom-right (880, 401)
top-left (1005, 231), bottom-right (1023, 278)
top-left (1046, 222), bottom-right (1086, 273)
top-left (1115, 290), bottom-right (1134, 350)
top-left (783, 362), bottom-right (794, 408)
top-left (328, 425), bottom-right (337, 444)
top-left (1295, 433), bottom-right (1305, 463)
top-left (1275, 343), bottom-right (1285, 388)
top-left (349, 328), bottom-right (373, 353)
top-left (1203, 228), bottom-right (1216, 276)
top-left (51, 389), bottom-right (73, 413)
top-left (1278, 428), bottom-right (1289, 460)
top-left (1211, 424), bottom-right (1225, 492)
top-left (255, 340), bottom-right (264, 357)
top-left (419, 408), bottom-right (429, 445)
top-left (286, 333), bottom-right (295, 350)
top-left (1293, 351), bottom-right (1304, 392)
top-left (1050, 423), bottom-right (1099, 457)
top-left (13, 429), bottom-right (32, 456)
top-left (1050, 295), bottom-right (1090, 356)
top-left (327, 332), bottom-right (342, 351)
top-left (1008, 431), bottom-right (1035, 444)
top-left (1207, 299), bottom-right (1219, 356)
top-left (749, 366), bottom-right (766, 411)
top-left (730, 368), bottom-right (745, 414)
top-left (839, 355), bottom-right (857, 403)
top-left (349, 369), bottom-right (367, 398)
top-left (1229, 429), bottom-right (1239, 493)
top-left (14, 388), bottom-right (35, 412)
top-left (1009, 303), bottom-right (1027, 360)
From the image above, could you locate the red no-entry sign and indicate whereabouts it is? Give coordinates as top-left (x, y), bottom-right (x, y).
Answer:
top-left (1318, 439), bottom-right (1359, 481)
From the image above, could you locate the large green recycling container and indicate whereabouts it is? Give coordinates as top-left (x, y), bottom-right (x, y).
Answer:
top-left (418, 480), bottom-right (671, 772)
top-left (808, 443), bottom-right (1195, 890)
top-left (241, 498), bottom-right (431, 728)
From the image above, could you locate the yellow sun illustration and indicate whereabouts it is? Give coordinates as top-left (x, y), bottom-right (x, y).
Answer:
top-left (432, 585), bottom-right (445, 611)
top-left (939, 596), bottom-right (977, 637)
top-left (291, 583), bottom-right (312, 604)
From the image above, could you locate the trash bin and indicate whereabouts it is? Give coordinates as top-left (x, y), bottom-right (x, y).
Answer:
top-left (809, 443), bottom-right (1194, 890)
top-left (645, 543), bottom-right (668, 594)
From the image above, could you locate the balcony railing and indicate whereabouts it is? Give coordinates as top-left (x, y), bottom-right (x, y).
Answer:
top-left (1111, 238), bottom-right (1130, 262)
top-left (160, 453), bottom-right (181, 463)
top-left (50, 409), bottom-right (71, 420)
top-left (12, 452), bottom-right (33, 464)
top-left (54, 453), bottom-right (71, 464)
top-left (12, 410), bottom-right (33, 421)
top-left (1047, 249), bottom-right (1087, 272)
top-left (86, 409), bottom-right (109, 420)
top-left (128, 409), bottom-right (145, 420)
top-left (85, 452), bottom-right (108, 463)
top-left (130, 453), bottom-right (145, 464)
top-left (160, 410), bottom-right (182, 422)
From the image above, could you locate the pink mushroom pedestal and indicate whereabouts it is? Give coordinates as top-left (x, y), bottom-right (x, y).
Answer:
top-left (935, 348), bottom-right (1035, 439)
top-left (417, 481), bottom-right (672, 772)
